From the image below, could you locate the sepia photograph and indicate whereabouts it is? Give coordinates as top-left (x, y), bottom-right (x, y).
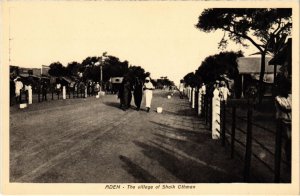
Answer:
top-left (1, 0), bottom-right (299, 195)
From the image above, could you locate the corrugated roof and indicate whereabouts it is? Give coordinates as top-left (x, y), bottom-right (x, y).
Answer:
top-left (61, 77), bottom-right (74, 83)
top-left (237, 57), bottom-right (278, 74)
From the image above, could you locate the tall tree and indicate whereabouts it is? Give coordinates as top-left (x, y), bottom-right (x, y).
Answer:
top-left (81, 56), bottom-right (101, 68)
top-left (183, 72), bottom-right (201, 87)
top-left (102, 55), bottom-right (129, 81)
top-left (48, 62), bottom-right (66, 77)
top-left (195, 51), bottom-right (243, 83)
top-left (66, 61), bottom-right (82, 77)
top-left (127, 65), bottom-right (146, 81)
top-left (196, 8), bottom-right (292, 102)
top-left (156, 76), bottom-right (174, 88)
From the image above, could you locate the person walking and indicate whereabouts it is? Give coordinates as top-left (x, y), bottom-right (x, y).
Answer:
top-left (79, 81), bottom-right (85, 98)
top-left (87, 81), bottom-right (92, 96)
top-left (15, 78), bottom-right (23, 103)
top-left (133, 77), bottom-right (143, 111)
top-left (219, 81), bottom-right (230, 102)
top-left (119, 77), bottom-right (131, 111)
top-left (56, 82), bottom-right (61, 99)
top-left (42, 81), bottom-right (48, 101)
top-left (24, 83), bottom-right (30, 103)
top-left (95, 82), bottom-right (100, 96)
top-left (143, 77), bottom-right (154, 112)
top-left (127, 80), bottom-right (132, 108)
top-left (118, 80), bottom-right (125, 109)
top-left (199, 83), bottom-right (206, 115)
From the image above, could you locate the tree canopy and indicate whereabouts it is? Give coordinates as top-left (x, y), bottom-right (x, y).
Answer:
top-left (195, 51), bottom-right (243, 84)
top-left (196, 8), bottom-right (292, 101)
top-left (48, 62), bottom-right (67, 77)
top-left (47, 54), bottom-right (149, 84)
top-left (102, 56), bottom-right (129, 81)
top-left (156, 76), bottom-right (175, 89)
top-left (183, 72), bottom-right (201, 88)
top-left (126, 65), bottom-right (146, 81)
top-left (196, 8), bottom-right (292, 51)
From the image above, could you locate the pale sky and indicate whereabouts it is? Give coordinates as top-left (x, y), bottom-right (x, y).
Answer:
top-left (9, 1), bottom-right (257, 84)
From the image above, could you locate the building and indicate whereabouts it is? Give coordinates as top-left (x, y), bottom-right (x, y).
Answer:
top-left (236, 56), bottom-right (280, 97)
top-left (41, 65), bottom-right (50, 76)
top-left (19, 67), bottom-right (41, 77)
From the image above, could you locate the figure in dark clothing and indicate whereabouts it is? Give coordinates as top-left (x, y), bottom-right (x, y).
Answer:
top-left (87, 82), bottom-right (92, 96)
top-left (133, 77), bottom-right (143, 111)
top-left (41, 81), bottom-right (48, 101)
top-left (118, 82), bottom-right (124, 109)
top-left (128, 83), bottom-right (132, 108)
top-left (79, 82), bottom-right (85, 98)
top-left (10, 78), bottom-right (16, 106)
top-left (119, 77), bottom-right (132, 111)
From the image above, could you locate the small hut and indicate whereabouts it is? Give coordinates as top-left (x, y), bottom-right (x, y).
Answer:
top-left (236, 56), bottom-right (280, 97)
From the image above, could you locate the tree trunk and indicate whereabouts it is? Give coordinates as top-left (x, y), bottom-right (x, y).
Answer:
top-left (258, 53), bottom-right (266, 104)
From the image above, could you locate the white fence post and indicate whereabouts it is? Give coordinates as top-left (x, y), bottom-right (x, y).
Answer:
top-left (191, 88), bottom-right (195, 108)
top-left (63, 86), bottom-right (66, 99)
top-left (198, 90), bottom-right (201, 115)
top-left (28, 86), bottom-right (32, 104)
top-left (189, 87), bottom-right (192, 102)
top-left (212, 91), bottom-right (221, 139)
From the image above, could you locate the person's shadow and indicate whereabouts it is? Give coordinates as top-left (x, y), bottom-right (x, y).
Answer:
top-left (102, 101), bottom-right (121, 109)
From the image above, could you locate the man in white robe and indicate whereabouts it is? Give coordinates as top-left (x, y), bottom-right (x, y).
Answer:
top-left (219, 81), bottom-right (231, 102)
top-left (143, 77), bottom-right (154, 112)
top-left (198, 83), bottom-right (206, 115)
top-left (15, 79), bottom-right (23, 103)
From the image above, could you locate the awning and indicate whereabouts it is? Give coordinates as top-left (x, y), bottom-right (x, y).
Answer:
top-left (19, 73), bottom-right (30, 78)
top-left (61, 77), bottom-right (74, 84)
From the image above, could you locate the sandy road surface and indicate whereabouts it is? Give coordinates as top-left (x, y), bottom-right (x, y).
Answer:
top-left (10, 90), bottom-right (244, 183)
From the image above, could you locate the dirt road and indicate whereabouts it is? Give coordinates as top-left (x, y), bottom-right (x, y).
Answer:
top-left (10, 90), bottom-right (244, 183)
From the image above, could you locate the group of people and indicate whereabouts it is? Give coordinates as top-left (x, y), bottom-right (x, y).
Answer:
top-left (118, 76), bottom-right (154, 112)
top-left (12, 77), bottom-right (25, 104)
top-left (53, 80), bottom-right (101, 99)
top-left (10, 77), bottom-right (33, 105)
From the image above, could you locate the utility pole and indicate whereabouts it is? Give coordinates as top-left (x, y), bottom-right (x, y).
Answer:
top-left (100, 52), bottom-right (107, 92)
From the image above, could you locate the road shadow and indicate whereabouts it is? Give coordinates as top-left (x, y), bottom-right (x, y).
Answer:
top-left (149, 121), bottom-right (207, 135)
top-left (102, 101), bottom-right (146, 112)
top-left (163, 109), bottom-right (198, 117)
top-left (119, 155), bottom-right (160, 183)
top-left (154, 90), bottom-right (176, 98)
top-left (102, 101), bottom-right (121, 109)
top-left (153, 132), bottom-right (208, 145)
top-left (133, 140), bottom-right (242, 183)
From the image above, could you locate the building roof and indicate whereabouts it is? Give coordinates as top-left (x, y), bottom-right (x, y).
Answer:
top-left (61, 77), bottom-right (74, 84)
top-left (237, 57), bottom-right (278, 74)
